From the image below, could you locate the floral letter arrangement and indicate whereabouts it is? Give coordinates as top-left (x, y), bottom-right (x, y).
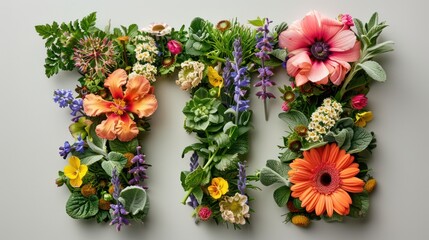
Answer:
top-left (259, 11), bottom-right (393, 227)
top-left (36, 10), bottom-right (392, 230)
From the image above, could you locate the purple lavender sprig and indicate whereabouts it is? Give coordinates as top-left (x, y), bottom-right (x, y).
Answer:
top-left (53, 89), bottom-right (84, 117)
top-left (230, 38), bottom-right (251, 117)
top-left (128, 146), bottom-right (149, 188)
top-left (187, 152), bottom-right (199, 209)
top-left (110, 168), bottom-right (130, 231)
top-left (237, 162), bottom-right (247, 195)
top-left (58, 135), bottom-right (85, 159)
top-left (254, 18), bottom-right (276, 121)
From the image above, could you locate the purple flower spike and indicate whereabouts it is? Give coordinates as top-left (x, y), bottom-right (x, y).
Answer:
top-left (110, 168), bottom-right (130, 231)
top-left (238, 162), bottom-right (247, 195)
top-left (53, 89), bottom-right (73, 108)
top-left (128, 146), bottom-right (149, 188)
top-left (59, 141), bottom-right (71, 159)
top-left (230, 38), bottom-right (251, 114)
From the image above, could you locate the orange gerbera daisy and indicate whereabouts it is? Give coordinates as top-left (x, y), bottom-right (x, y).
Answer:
top-left (83, 69), bottom-right (158, 142)
top-left (288, 143), bottom-right (364, 217)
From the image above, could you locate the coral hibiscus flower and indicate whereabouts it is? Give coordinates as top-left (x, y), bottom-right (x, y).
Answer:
top-left (279, 11), bottom-right (360, 86)
top-left (83, 69), bottom-right (158, 142)
top-left (288, 143), bottom-right (364, 217)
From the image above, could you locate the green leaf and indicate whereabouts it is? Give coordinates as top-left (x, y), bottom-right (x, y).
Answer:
top-left (348, 127), bottom-right (373, 154)
top-left (192, 187), bottom-right (204, 204)
top-left (213, 132), bottom-right (230, 148)
top-left (214, 154), bottom-right (239, 171)
top-left (66, 192), bottom-right (99, 219)
top-left (101, 152), bottom-right (127, 176)
top-left (119, 186), bottom-right (147, 215)
top-left (132, 197), bottom-right (150, 222)
top-left (322, 213), bottom-right (344, 222)
top-left (185, 166), bottom-right (205, 189)
top-left (279, 148), bottom-right (299, 162)
top-left (193, 88), bottom-right (209, 99)
top-left (278, 110), bottom-right (309, 130)
top-left (271, 49), bottom-right (287, 62)
top-left (301, 141), bottom-right (328, 151)
top-left (273, 185), bottom-right (291, 207)
top-left (260, 160), bottom-right (289, 186)
top-left (182, 143), bottom-right (205, 157)
top-left (109, 138), bottom-right (138, 154)
top-left (80, 154), bottom-right (104, 165)
top-left (80, 12), bottom-right (97, 32)
top-left (358, 61), bottom-right (387, 82)
top-left (248, 17), bottom-right (265, 27)
top-left (349, 192), bottom-right (370, 218)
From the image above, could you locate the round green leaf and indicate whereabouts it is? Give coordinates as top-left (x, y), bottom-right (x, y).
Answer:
top-left (66, 192), bottom-right (99, 219)
top-left (119, 186), bottom-right (148, 215)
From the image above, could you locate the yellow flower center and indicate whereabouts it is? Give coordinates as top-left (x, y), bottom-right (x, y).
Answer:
top-left (111, 98), bottom-right (127, 115)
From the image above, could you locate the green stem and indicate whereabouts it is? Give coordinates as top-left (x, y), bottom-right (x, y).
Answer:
top-left (180, 150), bottom-right (218, 205)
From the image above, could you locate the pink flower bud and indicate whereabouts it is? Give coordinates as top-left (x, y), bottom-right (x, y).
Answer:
top-left (167, 40), bottom-right (182, 55)
top-left (339, 14), bottom-right (354, 28)
top-left (282, 102), bottom-right (290, 112)
top-left (198, 206), bottom-right (212, 221)
top-left (351, 94), bottom-right (368, 110)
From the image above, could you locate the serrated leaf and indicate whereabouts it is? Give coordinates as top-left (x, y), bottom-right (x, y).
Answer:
top-left (119, 186), bottom-right (147, 215)
top-left (80, 12), bottom-right (97, 32)
top-left (66, 192), bottom-right (99, 219)
top-left (260, 160), bottom-right (289, 186)
top-left (273, 185), bottom-right (291, 207)
top-left (348, 127), bottom-right (373, 154)
top-left (214, 154), bottom-right (239, 171)
top-left (358, 61), bottom-right (386, 82)
top-left (278, 110), bottom-right (308, 130)
top-left (185, 166), bottom-right (205, 189)
top-left (213, 132), bottom-right (230, 148)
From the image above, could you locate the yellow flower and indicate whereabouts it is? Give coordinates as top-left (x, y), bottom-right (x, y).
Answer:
top-left (64, 156), bottom-right (88, 188)
top-left (355, 111), bottom-right (373, 127)
top-left (207, 66), bottom-right (223, 87)
top-left (364, 178), bottom-right (377, 193)
top-left (208, 177), bottom-right (229, 199)
top-left (291, 215), bottom-right (310, 227)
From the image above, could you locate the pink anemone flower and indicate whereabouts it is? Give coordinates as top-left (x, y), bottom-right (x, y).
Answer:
top-left (279, 11), bottom-right (360, 86)
top-left (83, 69), bottom-right (158, 142)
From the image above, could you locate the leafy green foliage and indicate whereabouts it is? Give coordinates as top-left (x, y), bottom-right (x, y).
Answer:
top-left (101, 152), bottom-right (127, 176)
top-left (273, 185), bottom-right (291, 207)
top-left (119, 186), bottom-right (148, 215)
top-left (109, 138), bottom-right (138, 154)
top-left (349, 192), bottom-right (370, 218)
top-left (278, 110), bottom-right (309, 131)
top-left (66, 192), bottom-right (99, 219)
top-left (35, 12), bottom-right (98, 77)
top-left (358, 61), bottom-right (386, 82)
top-left (260, 160), bottom-right (289, 186)
top-left (185, 17), bottom-right (213, 56)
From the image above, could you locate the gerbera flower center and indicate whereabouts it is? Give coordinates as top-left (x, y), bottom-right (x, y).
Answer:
top-left (310, 41), bottom-right (330, 61)
top-left (152, 24), bottom-right (166, 32)
top-left (314, 165), bottom-right (340, 194)
top-left (111, 98), bottom-right (127, 115)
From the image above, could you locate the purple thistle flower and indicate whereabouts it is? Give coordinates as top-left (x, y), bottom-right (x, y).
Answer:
top-left (74, 135), bottom-right (85, 153)
top-left (69, 98), bottom-right (83, 116)
top-left (237, 162), bottom-right (247, 195)
top-left (59, 141), bottom-right (71, 159)
top-left (53, 89), bottom-right (73, 108)
top-left (128, 146), bottom-right (149, 188)
top-left (230, 38), bottom-right (251, 113)
top-left (187, 152), bottom-right (199, 208)
top-left (110, 168), bottom-right (130, 231)
top-left (254, 18), bottom-right (276, 101)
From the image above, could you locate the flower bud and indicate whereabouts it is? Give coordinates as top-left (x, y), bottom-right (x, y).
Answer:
top-left (197, 206), bottom-right (212, 221)
top-left (291, 215), bottom-right (310, 227)
top-left (351, 94), bottom-right (368, 110)
top-left (103, 193), bottom-right (113, 202)
top-left (167, 40), bottom-right (183, 55)
top-left (55, 177), bottom-right (65, 187)
top-left (282, 102), bottom-right (290, 112)
top-left (364, 178), bottom-right (377, 193)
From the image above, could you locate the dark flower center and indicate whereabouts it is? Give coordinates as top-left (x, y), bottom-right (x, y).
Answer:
top-left (310, 41), bottom-right (330, 61)
top-left (320, 173), bottom-right (332, 186)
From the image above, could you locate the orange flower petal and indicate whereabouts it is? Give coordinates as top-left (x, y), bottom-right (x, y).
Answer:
top-left (325, 196), bottom-right (334, 217)
top-left (315, 194), bottom-right (326, 215)
top-left (123, 75), bottom-right (151, 102)
top-left (306, 192), bottom-right (320, 212)
top-left (331, 192), bottom-right (347, 215)
top-left (340, 166), bottom-right (360, 179)
top-left (104, 69), bottom-right (127, 99)
top-left (291, 181), bottom-right (312, 192)
top-left (83, 94), bottom-right (113, 116)
top-left (300, 187), bottom-right (315, 207)
top-left (336, 153), bottom-right (354, 170)
top-left (95, 114), bottom-right (119, 140)
top-left (128, 94), bottom-right (158, 118)
top-left (115, 114), bottom-right (139, 142)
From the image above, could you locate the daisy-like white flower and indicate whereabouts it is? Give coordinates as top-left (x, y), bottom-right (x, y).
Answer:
top-left (142, 23), bottom-right (172, 36)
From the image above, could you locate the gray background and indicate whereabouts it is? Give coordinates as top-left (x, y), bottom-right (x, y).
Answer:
top-left (1, 0), bottom-right (426, 239)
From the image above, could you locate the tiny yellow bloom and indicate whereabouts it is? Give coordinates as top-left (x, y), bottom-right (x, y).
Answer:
top-left (208, 177), bottom-right (229, 199)
top-left (207, 66), bottom-right (223, 87)
top-left (64, 156), bottom-right (88, 188)
top-left (291, 215), bottom-right (310, 227)
top-left (355, 111), bottom-right (373, 127)
top-left (364, 178), bottom-right (377, 193)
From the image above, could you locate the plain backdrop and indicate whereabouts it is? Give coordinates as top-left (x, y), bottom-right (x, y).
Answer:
top-left (1, 0), bottom-right (427, 239)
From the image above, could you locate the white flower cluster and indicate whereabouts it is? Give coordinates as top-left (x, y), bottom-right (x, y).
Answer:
top-left (176, 60), bottom-right (205, 91)
top-left (306, 98), bottom-right (343, 142)
top-left (130, 33), bottom-right (158, 82)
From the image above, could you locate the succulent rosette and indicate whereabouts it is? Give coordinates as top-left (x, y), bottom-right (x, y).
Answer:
top-left (260, 11), bottom-right (393, 227)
